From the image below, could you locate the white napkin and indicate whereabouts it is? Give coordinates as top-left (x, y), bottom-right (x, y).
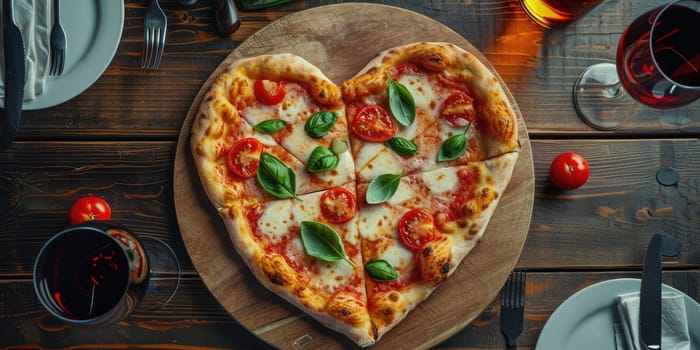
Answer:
top-left (0, 0), bottom-right (51, 107)
top-left (614, 291), bottom-right (690, 350)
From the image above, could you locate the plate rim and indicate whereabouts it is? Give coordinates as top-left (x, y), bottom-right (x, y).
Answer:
top-left (536, 277), bottom-right (700, 349)
top-left (22, 0), bottom-right (124, 110)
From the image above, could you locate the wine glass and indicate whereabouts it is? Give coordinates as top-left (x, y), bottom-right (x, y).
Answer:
top-left (33, 221), bottom-right (180, 326)
top-left (573, 0), bottom-right (700, 130)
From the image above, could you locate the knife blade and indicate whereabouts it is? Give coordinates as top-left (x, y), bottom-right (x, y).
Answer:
top-left (640, 233), bottom-right (663, 350)
top-left (2, 0), bottom-right (25, 148)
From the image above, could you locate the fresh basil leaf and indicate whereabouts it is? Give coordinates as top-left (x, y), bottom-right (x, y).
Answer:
top-left (305, 111), bottom-right (338, 138)
top-left (366, 171), bottom-right (404, 204)
top-left (253, 119), bottom-right (287, 134)
top-left (256, 153), bottom-right (300, 200)
top-left (385, 137), bottom-right (418, 156)
top-left (365, 259), bottom-right (398, 281)
top-left (438, 133), bottom-right (467, 162)
top-left (438, 123), bottom-right (472, 162)
top-left (386, 72), bottom-right (416, 127)
top-left (307, 146), bottom-right (339, 172)
top-left (300, 221), bottom-right (356, 267)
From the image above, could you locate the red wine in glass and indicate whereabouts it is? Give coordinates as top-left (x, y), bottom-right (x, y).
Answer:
top-left (618, 3), bottom-right (700, 108)
top-left (34, 222), bottom-right (151, 325)
top-left (574, 0), bottom-right (700, 130)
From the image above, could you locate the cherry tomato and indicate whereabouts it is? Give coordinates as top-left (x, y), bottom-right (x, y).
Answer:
top-left (69, 196), bottom-right (112, 225)
top-left (320, 187), bottom-right (357, 223)
top-left (549, 152), bottom-right (590, 190)
top-left (253, 79), bottom-right (286, 105)
top-left (440, 91), bottom-right (476, 128)
top-left (351, 105), bottom-right (396, 142)
top-left (398, 208), bottom-right (436, 251)
top-left (227, 138), bottom-right (263, 178)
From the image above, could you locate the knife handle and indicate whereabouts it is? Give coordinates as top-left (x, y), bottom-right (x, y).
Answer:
top-left (0, 110), bottom-right (21, 148)
top-left (2, 0), bottom-right (23, 148)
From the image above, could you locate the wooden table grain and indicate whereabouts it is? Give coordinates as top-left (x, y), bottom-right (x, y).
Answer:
top-left (1, 0), bottom-right (698, 349)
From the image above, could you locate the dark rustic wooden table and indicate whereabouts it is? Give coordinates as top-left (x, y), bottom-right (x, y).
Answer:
top-left (1, 0), bottom-right (699, 349)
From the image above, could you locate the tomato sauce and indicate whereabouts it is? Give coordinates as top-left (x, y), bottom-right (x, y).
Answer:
top-left (369, 270), bottom-right (419, 294)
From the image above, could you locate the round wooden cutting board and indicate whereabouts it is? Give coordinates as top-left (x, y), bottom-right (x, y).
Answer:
top-left (174, 4), bottom-right (534, 349)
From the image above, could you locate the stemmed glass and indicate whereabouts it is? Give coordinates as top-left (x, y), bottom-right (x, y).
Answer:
top-left (573, 0), bottom-right (700, 130)
top-left (33, 221), bottom-right (180, 326)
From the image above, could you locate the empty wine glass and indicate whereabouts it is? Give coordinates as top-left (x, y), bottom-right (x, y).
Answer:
top-left (574, 0), bottom-right (700, 130)
top-left (33, 221), bottom-right (180, 326)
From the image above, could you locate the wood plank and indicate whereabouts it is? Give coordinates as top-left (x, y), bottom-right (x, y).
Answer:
top-left (522, 139), bottom-right (700, 269)
top-left (0, 141), bottom-right (196, 275)
top-left (2, 139), bottom-right (698, 276)
top-left (0, 277), bottom-right (273, 349)
top-left (2, 271), bottom-right (697, 349)
top-left (13, 0), bottom-right (700, 141)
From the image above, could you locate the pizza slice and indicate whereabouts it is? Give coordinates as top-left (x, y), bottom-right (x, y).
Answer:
top-left (356, 151), bottom-right (518, 339)
top-left (221, 54), bottom-right (355, 188)
top-left (341, 42), bottom-right (519, 183)
top-left (191, 54), bottom-right (356, 208)
top-left (218, 183), bottom-right (376, 346)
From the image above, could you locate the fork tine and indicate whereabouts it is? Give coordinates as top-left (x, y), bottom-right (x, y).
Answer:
top-left (142, 0), bottom-right (167, 70)
top-left (502, 271), bottom-right (526, 308)
top-left (57, 50), bottom-right (64, 75)
top-left (142, 28), bottom-right (152, 69)
top-left (154, 28), bottom-right (165, 68)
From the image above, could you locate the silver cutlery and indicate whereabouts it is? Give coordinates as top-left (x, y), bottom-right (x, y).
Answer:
top-left (640, 234), bottom-right (663, 350)
top-left (2, 0), bottom-right (25, 148)
top-left (49, 0), bottom-right (66, 76)
top-left (142, 0), bottom-right (167, 69)
top-left (500, 271), bottom-right (525, 350)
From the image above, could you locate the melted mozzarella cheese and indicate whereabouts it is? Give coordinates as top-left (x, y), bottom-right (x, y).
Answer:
top-left (285, 237), bottom-right (306, 262)
top-left (243, 104), bottom-right (277, 126)
top-left (397, 75), bottom-right (438, 141)
top-left (356, 143), bottom-right (389, 169)
top-left (358, 205), bottom-right (392, 241)
top-left (387, 180), bottom-right (413, 205)
top-left (314, 258), bottom-right (356, 291)
top-left (358, 151), bottom-right (404, 182)
top-left (257, 201), bottom-right (294, 242)
top-left (398, 75), bottom-right (435, 115)
top-left (380, 242), bottom-right (414, 271)
top-left (422, 167), bottom-right (459, 194)
top-left (279, 92), bottom-right (315, 160)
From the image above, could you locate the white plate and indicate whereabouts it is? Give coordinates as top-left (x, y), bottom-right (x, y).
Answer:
top-left (536, 278), bottom-right (700, 350)
top-left (23, 0), bottom-right (124, 110)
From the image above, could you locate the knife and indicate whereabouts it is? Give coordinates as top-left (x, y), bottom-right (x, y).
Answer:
top-left (640, 233), bottom-right (662, 350)
top-left (2, 0), bottom-right (25, 148)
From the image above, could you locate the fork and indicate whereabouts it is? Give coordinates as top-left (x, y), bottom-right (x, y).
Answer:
top-left (49, 0), bottom-right (66, 75)
top-left (141, 0), bottom-right (167, 69)
top-left (500, 271), bottom-right (525, 350)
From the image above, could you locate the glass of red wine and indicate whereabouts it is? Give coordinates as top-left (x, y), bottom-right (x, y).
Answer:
top-left (573, 0), bottom-right (700, 130)
top-left (33, 221), bottom-right (180, 326)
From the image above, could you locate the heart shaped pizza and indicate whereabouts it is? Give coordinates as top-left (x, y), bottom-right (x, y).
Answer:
top-left (190, 42), bottom-right (519, 347)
